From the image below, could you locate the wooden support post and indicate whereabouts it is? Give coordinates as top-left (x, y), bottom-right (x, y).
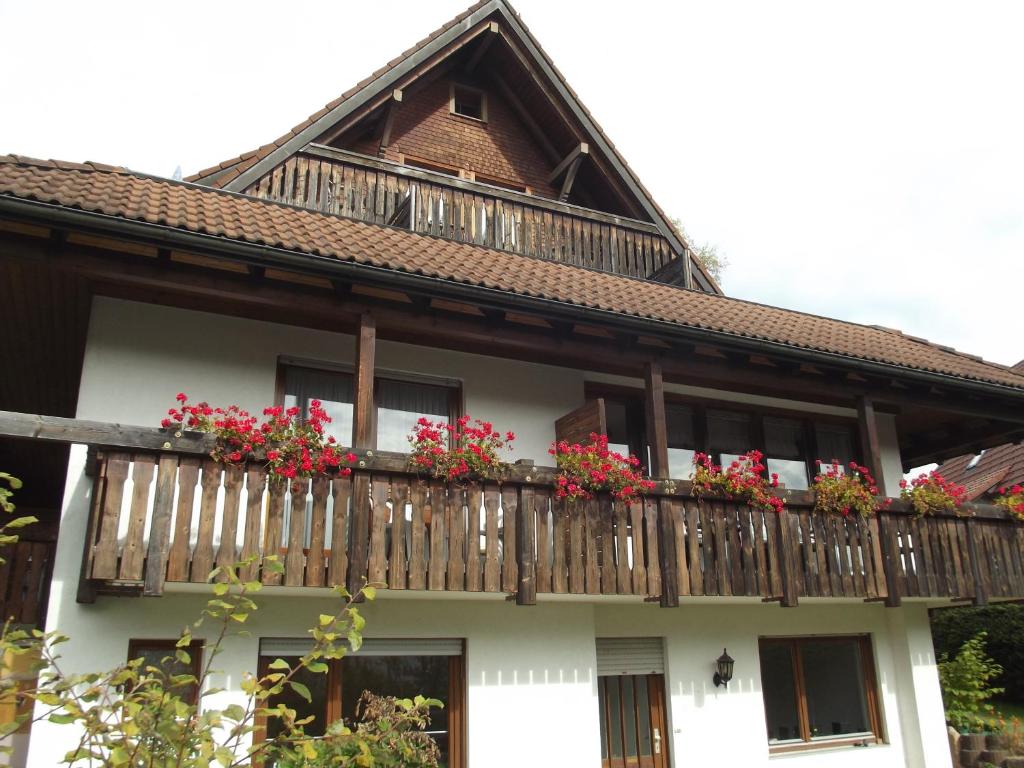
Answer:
top-left (376, 90), bottom-right (403, 158)
top-left (644, 361), bottom-right (676, 607)
top-left (516, 486), bottom-right (537, 605)
top-left (353, 313), bottom-right (376, 450)
top-left (558, 155), bottom-right (584, 202)
top-left (856, 396), bottom-right (886, 490)
top-left (963, 516), bottom-right (988, 607)
top-left (548, 143), bottom-right (589, 185)
top-left (775, 511), bottom-right (800, 607)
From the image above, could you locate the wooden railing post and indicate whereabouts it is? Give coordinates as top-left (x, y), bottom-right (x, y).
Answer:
top-left (856, 396), bottom-right (887, 491)
top-left (644, 361), bottom-right (678, 608)
top-left (876, 511), bottom-right (903, 607)
top-left (774, 512), bottom-right (800, 607)
top-left (516, 485), bottom-right (537, 605)
top-left (347, 312), bottom-right (376, 598)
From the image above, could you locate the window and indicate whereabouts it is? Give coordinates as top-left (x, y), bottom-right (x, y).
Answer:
top-left (666, 403), bottom-right (696, 479)
top-left (759, 636), bottom-right (882, 751)
top-left (707, 409), bottom-right (752, 469)
top-left (450, 83), bottom-right (486, 121)
top-left (281, 361), bottom-right (460, 452)
top-left (127, 638), bottom-right (204, 705)
top-left (258, 638), bottom-right (464, 766)
top-left (764, 416), bottom-right (808, 490)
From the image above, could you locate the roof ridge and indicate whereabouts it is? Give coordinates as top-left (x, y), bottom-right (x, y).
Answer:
top-left (5, 156), bottom-right (1024, 391)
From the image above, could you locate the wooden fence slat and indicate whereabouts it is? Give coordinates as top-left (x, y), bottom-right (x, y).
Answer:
top-left (347, 474), bottom-right (371, 595)
top-left (672, 499), bottom-right (690, 598)
top-left (448, 486), bottom-right (467, 591)
top-left (655, 497), bottom-right (678, 606)
top-left (568, 501), bottom-right (585, 594)
top-left (284, 479), bottom-right (310, 587)
top-left (644, 497), bottom-right (661, 598)
top-left (615, 500), bottom-right (632, 595)
top-left (484, 483), bottom-right (501, 592)
top-left (305, 476), bottom-right (329, 587)
top-left (215, 465), bottom-right (244, 577)
top-left (599, 496), bottom-right (616, 595)
top-left (534, 489), bottom-right (552, 592)
top-left (629, 499), bottom-right (648, 595)
top-left (240, 467), bottom-right (267, 583)
top-left (683, 501), bottom-right (702, 596)
top-left (190, 460), bottom-right (222, 583)
top-left (262, 479), bottom-right (286, 586)
top-left (428, 481), bottom-right (447, 590)
top-left (166, 458), bottom-right (200, 583)
top-left (389, 478), bottom-right (408, 590)
top-left (143, 454), bottom-right (179, 596)
top-left (739, 506), bottom-right (756, 596)
top-left (119, 455), bottom-right (156, 581)
top-left (408, 481), bottom-right (427, 590)
top-left (367, 478), bottom-right (390, 586)
top-left (465, 485), bottom-right (483, 591)
top-left (328, 475), bottom-right (351, 588)
top-left (501, 485), bottom-right (519, 593)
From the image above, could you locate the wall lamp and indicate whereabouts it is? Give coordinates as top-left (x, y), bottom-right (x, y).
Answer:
top-left (713, 648), bottom-right (735, 687)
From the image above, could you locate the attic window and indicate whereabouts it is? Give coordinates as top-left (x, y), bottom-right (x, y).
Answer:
top-left (451, 83), bottom-right (487, 121)
top-left (966, 450), bottom-right (986, 470)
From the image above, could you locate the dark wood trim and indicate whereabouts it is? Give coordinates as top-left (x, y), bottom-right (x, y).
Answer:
top-left (464, 21), bottom-right (499, 73)
top-left (856, 397), bottom-right (886, 487)
top-left (353, 313), bottom-right (376, 451)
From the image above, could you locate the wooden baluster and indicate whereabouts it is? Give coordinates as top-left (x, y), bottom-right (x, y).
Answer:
top-left (143, 454), bottom-right (179, 596)
top-left (446, 485), bottom-right (466, 590)
top-left (552, 495), bottom-right (569, 593)
top-left (215, 465), bottom-right (244, 577)
top-left (535, 488), bottom-right (553, 593)
top-left (389, 478), bottom-right (408, 590)
top-left (240, 466), bottom-right (267, 583)
top-left (672, 499), bottom-right (690, 598)
top-left (629, 499), bottom-right (648, 595)
top-left (876, 512), bottom-right (902, 607)
top-left (407, 481), bottom-right (427, 590)
top-left (284, 479), bottom-right (310, 587)
top-left (305, 476), bottom-right (330, 587)
top-left (775, 512), bottom-right (800, 607)
top-left (346, 473), bottom-right (371, 595)
top-left (328, 475), bottom-right (351, 588)
top-left (428, 481), bottom-right (447, 590)
top-left (484, 483), bottom-right (501, 592)
top-left (165, 458), bottom-right (200, 583)
top-left (684, 500), bottom-right (703, 597)
top-left (750, 508), bottom-right (769, 598)
top-left (645, 497), bottom-right (662, 599)
top-left (568, 500), bottom-right (585, 594)
top-left (598, 495), bottom-right (616, 595)
top-left (501, 485), bottom-right (519, 593)
top-left (466, 484), bottom-right (483, 592)
top-left (515, 486), bottom-right (536, 605)
top-left (119, 455), bottom-right (156, 581)
top-left (727, 503), bottom-right (744, 596)
top-left (190, 460), bottom-right (222, 583)
top-left (367, 478), bottom-right (390, 586)
top-left (262, 479), bottom-right (286, 586)
top-left (615, 500), bottom-right (632, 595)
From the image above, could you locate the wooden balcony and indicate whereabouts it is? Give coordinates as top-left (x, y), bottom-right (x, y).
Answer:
top-left (244, 145), bottom-right (683, 283)
top-left (0, 538), bottom-right (56, 628)
top-left (77, 442), bottom-right (1024, 609)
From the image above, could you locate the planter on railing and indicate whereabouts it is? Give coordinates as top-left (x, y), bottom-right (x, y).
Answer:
top-left (79, 449), bottom-right (1024, 609)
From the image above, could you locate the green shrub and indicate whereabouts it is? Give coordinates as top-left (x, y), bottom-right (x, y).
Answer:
top-left (938, 632), bottom-right (1004, 732)
top-left (932, 605), bottom-right (1024, 700)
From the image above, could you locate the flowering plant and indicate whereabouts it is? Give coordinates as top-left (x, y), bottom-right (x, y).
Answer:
top-left (691, 450), bottom-right (784, 514)
top-left (407, 414), bottom-right (515, 482)
top-left (549, 433), bottom-right (655, 502)
top-left (899, 470), bottom-right (967, 516)
top-left (162, 393), bottom-right (356, 481)
top-left (813, 460), bottom-right (885, 517)
top-left (995, 484), bottom-right (1024, 522)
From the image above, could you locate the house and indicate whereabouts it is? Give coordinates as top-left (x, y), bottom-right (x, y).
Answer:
top-left (1, 2), bottom-right (1024, 766)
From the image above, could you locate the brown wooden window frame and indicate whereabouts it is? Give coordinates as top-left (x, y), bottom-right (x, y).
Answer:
top-left (126, 637), bottom-right (204, 706)
top-left (253, 645), bottom-right (466, 768)
top-left (758, 635), bottom-right (884, 754)
top-left (583, 382), bottom-right (862, 485)
top-left (276, 358), bottom-right (464, 451)
top-left (449, 82), bottom-right (488, 122)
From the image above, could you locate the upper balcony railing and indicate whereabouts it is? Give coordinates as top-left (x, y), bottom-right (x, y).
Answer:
top-left (243, 144), bottom-right (682, 282)
top-left (72, 438), bottom-right (1024, 610)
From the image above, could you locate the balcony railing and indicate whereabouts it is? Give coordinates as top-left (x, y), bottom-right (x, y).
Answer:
top-left (79, 446), bottom-right (1024, 608)
top-left (244, 144), bottom-right (682, 282)
top-left (0, 537), bottom-right (56, 628)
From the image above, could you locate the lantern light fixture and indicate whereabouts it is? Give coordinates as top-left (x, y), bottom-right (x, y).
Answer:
top-left (713, 648), bottom-right (735, 687)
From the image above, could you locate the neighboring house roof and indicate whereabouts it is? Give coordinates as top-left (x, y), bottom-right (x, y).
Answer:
top-left (936, 442), bottom-right (1024, 501)
top-left (183, 0), bottom-right (721, 293)
top-left (2, 155), bottom-right (1024, 394)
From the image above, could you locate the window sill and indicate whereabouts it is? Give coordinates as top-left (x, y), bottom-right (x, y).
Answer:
top-left (768, 737), bottom-right (884, 757)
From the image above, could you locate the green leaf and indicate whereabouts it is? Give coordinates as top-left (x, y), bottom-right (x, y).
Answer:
top-left (288, 680), bottom-right (312, 703)
top-left (4, 516), bottom-right (38, 529)
top-left (212, 582), bottom-right (230, 596)
top-left (267, 658), bottom-right (290, 670)
top-left (306, 661), bottom-right (328, 674)
top-left (362, 585), bottom-right (377, 601)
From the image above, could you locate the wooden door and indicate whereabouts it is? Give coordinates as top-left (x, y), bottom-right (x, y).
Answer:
top-left (598, 674), bottom-right (669, 768)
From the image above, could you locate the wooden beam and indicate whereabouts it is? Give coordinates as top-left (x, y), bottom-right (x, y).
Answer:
top-left (547, 142), bottom-right (589, 184)
top-left (559, 154), bottom-right (584, 202)
top-left (488, 71), bottom-right (562, 164)
top-left (376, 90), bottom-right (403, 158)
top-left (856, 396), bottom-right (886, 488)
top-left (465, 21), bottom-right (499, 73)
top-left (353, 313), bottom-right (376, 450)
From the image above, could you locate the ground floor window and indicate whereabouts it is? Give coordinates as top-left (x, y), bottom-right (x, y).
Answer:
top-left (257, 638), bottom-right (464, 767)
top-left (126, 637), bottom-right (204, 705)
top-left (759, 635), bottom-right (882, 751)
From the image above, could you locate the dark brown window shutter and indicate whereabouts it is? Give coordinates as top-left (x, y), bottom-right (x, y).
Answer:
top-left (555, 398), bottom-right (607, 446)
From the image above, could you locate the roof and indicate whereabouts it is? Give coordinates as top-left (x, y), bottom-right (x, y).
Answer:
top-left (3, 154), bottom-right (1024, 393)
top-left (936, 443), bottom-right (1024, 500)
top-left (183, 0), bottom-right (721, 293)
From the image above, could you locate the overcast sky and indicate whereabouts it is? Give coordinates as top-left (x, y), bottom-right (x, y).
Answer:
top-left (1, 1), bottom-right (1021, 368)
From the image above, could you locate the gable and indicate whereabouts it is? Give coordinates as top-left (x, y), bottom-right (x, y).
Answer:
top-left (187, 0), bottom-right (720, 293)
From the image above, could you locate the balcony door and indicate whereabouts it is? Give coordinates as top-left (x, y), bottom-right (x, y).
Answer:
top-left (596, 638), bottom-right (669, 768)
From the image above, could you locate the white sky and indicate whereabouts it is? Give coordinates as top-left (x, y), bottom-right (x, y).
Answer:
top-left (1, 0), bottom-right (1021, 368)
